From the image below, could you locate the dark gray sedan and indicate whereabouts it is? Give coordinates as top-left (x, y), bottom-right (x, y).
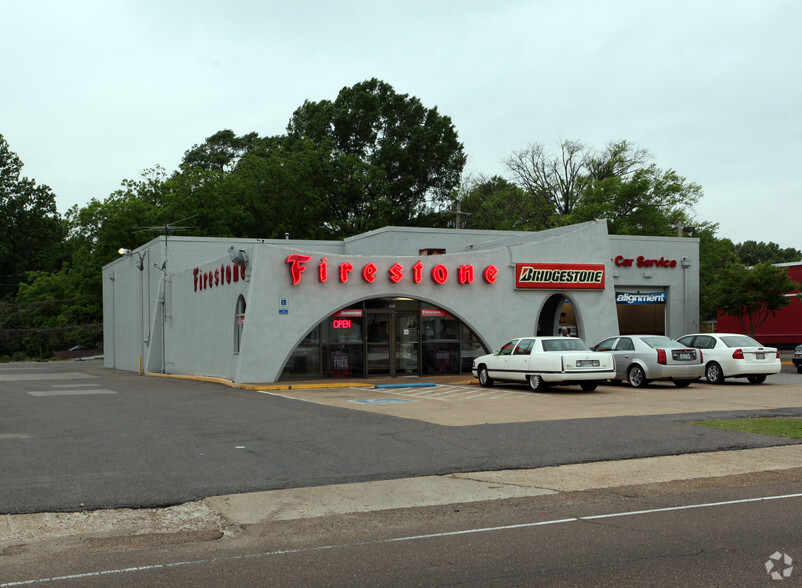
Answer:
top-left (592, 335), bottom-right (704, 388)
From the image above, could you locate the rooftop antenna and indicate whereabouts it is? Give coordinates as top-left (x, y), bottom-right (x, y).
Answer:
top-left (133, 214), bottom-right (200, 270)
top-left (132, 214), bottom-right (200, 374)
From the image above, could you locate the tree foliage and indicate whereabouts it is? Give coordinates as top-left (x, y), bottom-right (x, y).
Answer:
top-left (287, 78), bottom-right (466, 232)
top-left (0, 134), bottom-right (67, 301)
top-left (733, 240), bottom-right (801, 266)
top-left (179, 129), bottom-right (260, 173)
top-left (709, 262), bottom-right (801, 336)
top-left (448, 175), bottom-right (534, 231)
top-left (504, 139), bottom-right (650, 226)
top-left (4, 82), bottom-right (799, 358)
top-left (568, 165), bottom-right (704, 236)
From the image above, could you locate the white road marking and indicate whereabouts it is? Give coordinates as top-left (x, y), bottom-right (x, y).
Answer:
top-left (0, 373), bottom-right (96, 382)
top-left (5, 492), bottom-right (801, 587)
top-left (52, 384), bottom-right (99, 388)
top-left (372, 385), bottom-right (536, 401)
top-left (259, 391), bottom-right (337, 407)
top-left (27, 389), bottom-right (117, 397)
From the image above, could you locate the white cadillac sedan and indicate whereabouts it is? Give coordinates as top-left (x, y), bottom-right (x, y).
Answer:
top-left (471, 336), bottom-right (615, 392)
top-left (677, 333), bottom-right (781, 384)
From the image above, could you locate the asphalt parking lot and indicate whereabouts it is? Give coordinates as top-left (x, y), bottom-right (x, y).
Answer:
top-left (255, 370), bottom-right (802, 426)
top-left (1, 360), bottom-right (800, 515)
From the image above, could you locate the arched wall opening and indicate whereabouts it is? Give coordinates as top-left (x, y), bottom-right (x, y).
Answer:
top-left (538, 293), bottom-right (582, 338)
top-left (279, 296), bottom-right (488, 380)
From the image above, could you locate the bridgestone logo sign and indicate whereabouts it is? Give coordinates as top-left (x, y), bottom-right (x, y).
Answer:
top-left (515, 263), bottom-right (606, 290)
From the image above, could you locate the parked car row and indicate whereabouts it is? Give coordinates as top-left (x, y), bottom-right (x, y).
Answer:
top-left (792, 343), bottom-right (802, 374)
top-left (472, 332), bottom-right (783, 392)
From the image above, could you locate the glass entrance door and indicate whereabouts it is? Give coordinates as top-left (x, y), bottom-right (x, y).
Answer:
top-left (366, 312), bottom-right (391, 376)
top-left (395, 311), bottom-right (419, 374)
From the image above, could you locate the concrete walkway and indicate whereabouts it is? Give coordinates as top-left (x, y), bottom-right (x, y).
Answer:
top-left (3, 445), bottom-right (801, 545)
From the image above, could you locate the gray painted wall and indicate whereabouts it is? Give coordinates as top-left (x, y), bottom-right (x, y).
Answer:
top-left (102, 222), bottom-right (699, 384)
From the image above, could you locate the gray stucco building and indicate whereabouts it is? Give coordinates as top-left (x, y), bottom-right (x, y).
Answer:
top-left (103, 220), bottom-right (699, 384)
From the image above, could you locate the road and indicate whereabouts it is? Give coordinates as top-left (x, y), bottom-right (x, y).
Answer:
top-left (0, 359), bottom-right (800, 585)
top-left (2, 470), bottom-right (800, 586)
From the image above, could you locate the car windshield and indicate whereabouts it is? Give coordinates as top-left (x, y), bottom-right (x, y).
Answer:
top-left (720, 335), bottom-right (762, 348)
top-left (542, 339), bottom-right (590, 352)
top-left (641, 336), bottom-right (685, 349)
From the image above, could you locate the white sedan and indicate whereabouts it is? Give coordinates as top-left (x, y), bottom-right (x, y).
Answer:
top-left (471, 336), bottom-right (615, 392)
top-left (677, 333), bottom-right (782, 384)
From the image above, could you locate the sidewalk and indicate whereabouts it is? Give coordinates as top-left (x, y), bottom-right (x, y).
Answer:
top-left (3, 445), bottom-right (801, 546)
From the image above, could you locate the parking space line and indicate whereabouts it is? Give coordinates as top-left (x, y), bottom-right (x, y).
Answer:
top-left (364, 385), bottom-right (538, 402)
top-left (27, 389), bottom-right (117, 396)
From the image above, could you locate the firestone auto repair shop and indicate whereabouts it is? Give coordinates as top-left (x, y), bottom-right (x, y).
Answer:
top-left (103, 220), bottom-right (699, 384)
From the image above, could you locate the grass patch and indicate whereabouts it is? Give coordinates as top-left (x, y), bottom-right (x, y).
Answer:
top-left (696, 417), bottom-right (802, 439)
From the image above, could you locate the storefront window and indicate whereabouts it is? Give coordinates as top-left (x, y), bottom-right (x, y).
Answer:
top-left (420, 306), bottom-right (461, 375)
top-left (422, 342), bottom-right (459, 375)
top-left (301, 325), bottom-right (320, 344)
top-left (279, 300), bottom-right (487, 380)
top-left (282, 345), bottom-right (320, 379)
top-left (460, 323), bottom-right (486, 373)
top-left (322, 344), bottom-right (364, 378)
top-left (322, 311), bottom-right (363, 344)
top-left (420, 307), bottom-right (458, 342)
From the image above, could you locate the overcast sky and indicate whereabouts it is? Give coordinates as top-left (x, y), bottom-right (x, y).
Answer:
top-left (3, 1), bottom-right (800, 250)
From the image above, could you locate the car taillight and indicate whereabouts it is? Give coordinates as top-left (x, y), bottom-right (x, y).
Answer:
top-left (776, 350), bottom-right (781, 358)
top-left (699, 350), bottom-right (703, 363)
top-left (657, 349), bottom-right (667, 365)
top-left (732, 349), bottom-right (744, 360)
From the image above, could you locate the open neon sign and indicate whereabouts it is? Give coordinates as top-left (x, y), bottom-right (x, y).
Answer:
top-left (332, 319), bottom-right (352, 329)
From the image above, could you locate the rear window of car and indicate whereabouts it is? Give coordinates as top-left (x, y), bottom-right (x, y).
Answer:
top-left (720, 335), bottom-right (761, 347)
top-left (640, 336), bottom-right (684, 349)
top-left (542, 339), bottom-right (590, 352)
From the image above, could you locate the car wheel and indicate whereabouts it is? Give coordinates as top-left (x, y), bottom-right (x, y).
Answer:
top-left (747, 374), bottom-right (766, 384)
top-left (705, 362), bottom-right (724, 384)
top-left (478, 366), bottom-right (494, 388)
top-left (673, 379), bottom-right (692, 388)
top-left (528, 375), bottom-right (547, 392)
top-left (627, 365), bottom-right (648, 388)
top-left (798, 366), bottom-right (802, 374)
top-left (580, 381), bottom-right (598, 392)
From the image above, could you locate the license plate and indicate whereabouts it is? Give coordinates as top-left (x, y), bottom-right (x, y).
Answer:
top-left (756, 352), bottom-right (765, 360)
top-left (677, 353), bottom-right (691, 360)
top-left (577, 360), bottom-right (599, 367)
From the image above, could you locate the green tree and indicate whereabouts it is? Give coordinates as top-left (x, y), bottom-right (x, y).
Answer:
top-left (568, 165), bottom-right (704, 236)
top-left (448, 175), bottom-right (535, 231)
top-left (696, 228), bottom-right (737, 321)
top-left (179, 129), bottom-right (260, 173)
top-left (287, 78), bottom-right (467, 231)
top-left (505, 139), bottom-right (649, 226)
top-left (225, 136), bottom-right (331, 239)
top-left (0, 134), bottom-right (67, 300)
top-left (709, 262), bottom-right (801, 336)
top-left (733, 240), bottom-right (801, 266)
top-left (12, 270), bottom-right (102, 358)
top-left (164, 134), bottom-right (334, 239)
